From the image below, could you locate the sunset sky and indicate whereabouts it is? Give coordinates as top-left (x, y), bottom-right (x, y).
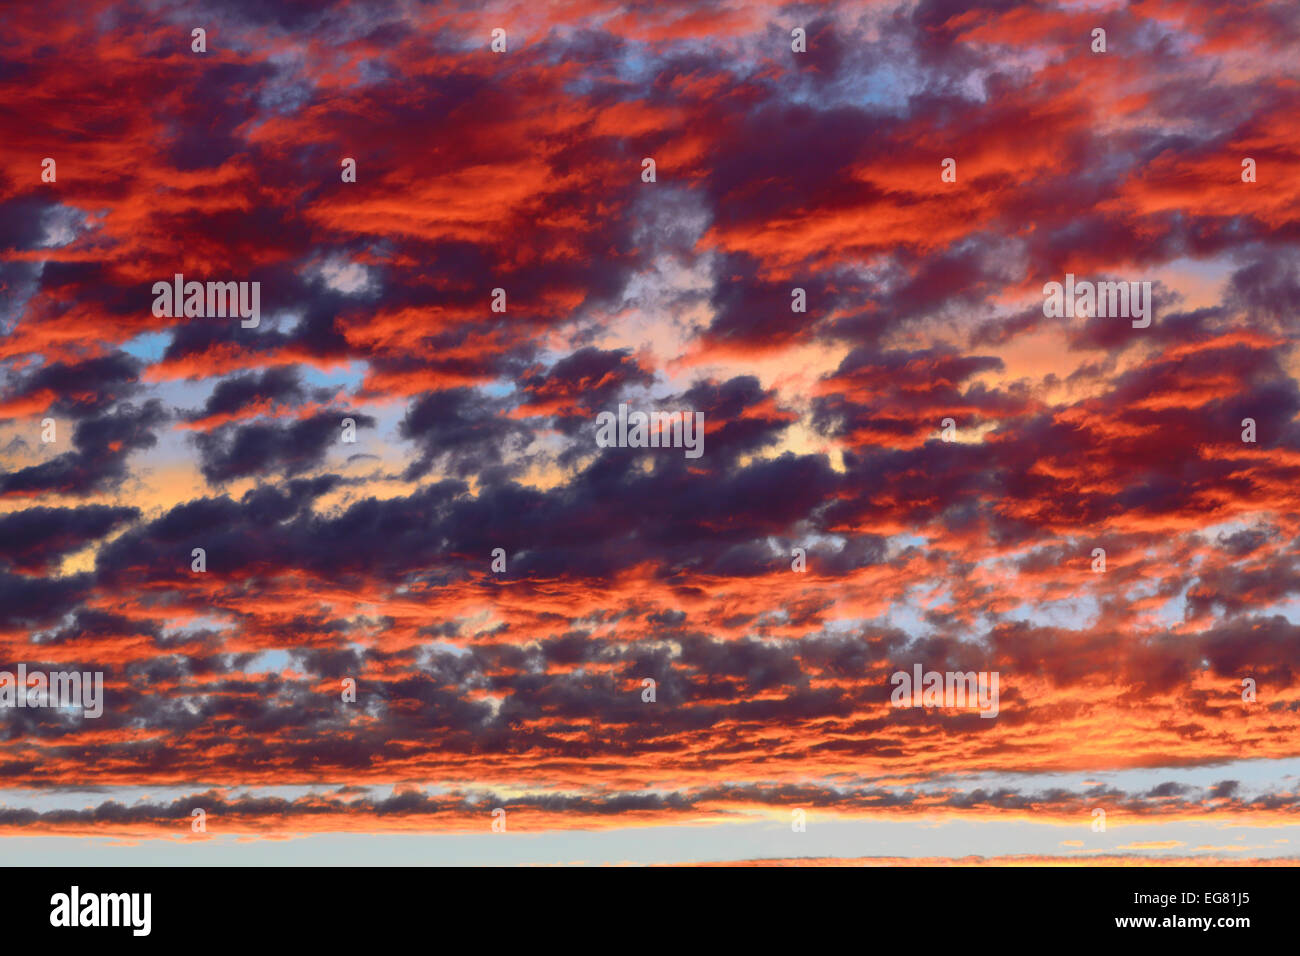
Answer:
top-left (2, 0), bottom-right (1299, 866)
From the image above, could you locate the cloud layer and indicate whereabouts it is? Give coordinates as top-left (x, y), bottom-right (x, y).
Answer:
top-left (1, 0), bottom-right (1299, 861)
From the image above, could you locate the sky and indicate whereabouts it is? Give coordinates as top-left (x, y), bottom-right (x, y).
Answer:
top-left (1, 0), bottom-right (1299, 866)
